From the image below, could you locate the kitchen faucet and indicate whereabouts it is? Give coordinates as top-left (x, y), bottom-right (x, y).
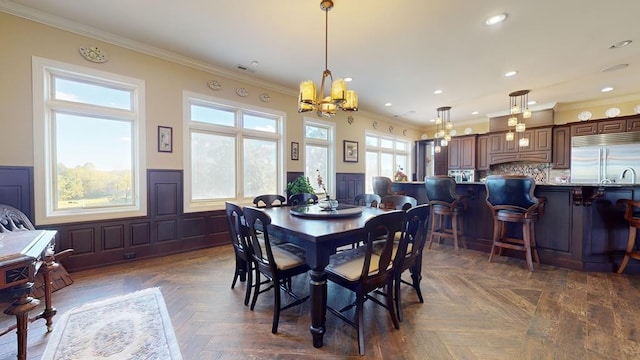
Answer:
top-left (621, 167), bottom-right (637, 184)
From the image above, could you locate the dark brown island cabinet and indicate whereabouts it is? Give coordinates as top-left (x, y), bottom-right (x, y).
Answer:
top-left (392, 181), bottom-right (640, 274)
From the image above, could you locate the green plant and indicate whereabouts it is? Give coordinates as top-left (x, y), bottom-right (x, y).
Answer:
top-left (286, 175), bottom-right (315, 196)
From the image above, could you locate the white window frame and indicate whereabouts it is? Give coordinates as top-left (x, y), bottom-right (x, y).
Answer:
top-left (303, 117), bottom-right (335, 197)
top-left (364, 132), bottom-right (411, 192)
top-left (183, 91), bottom-right (285, 212)
top-left (32, 56), bottom-right (147, 225)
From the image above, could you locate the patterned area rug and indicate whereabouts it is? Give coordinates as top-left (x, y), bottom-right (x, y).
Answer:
top-left (42, 287), bottom-right (182, 360)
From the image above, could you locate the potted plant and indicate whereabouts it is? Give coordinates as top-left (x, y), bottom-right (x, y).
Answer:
top-left (286, 175), bottom-right (315, 198)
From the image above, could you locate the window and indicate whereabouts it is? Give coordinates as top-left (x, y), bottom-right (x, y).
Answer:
top-left (304, 119), bottom-right (335, 198)
top-left (32, 57), bottom-right (146, 225)
top-left (184, 92), bottom-right (284, 212)
top-left (365, 133), bottom-right (411, 192)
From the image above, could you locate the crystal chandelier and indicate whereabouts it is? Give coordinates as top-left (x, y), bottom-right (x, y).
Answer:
top-left (506, 90), bottom-right (531, 146)
top-left (298, 1), bottom-right (358, 117)
top-left (433, 106), bottom-right (452, 154)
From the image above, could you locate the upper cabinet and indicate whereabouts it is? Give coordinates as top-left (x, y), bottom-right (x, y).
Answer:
top-left (487, 127), bottom-right (552, 165)
top-left (476, 135), bottom-right (490, 171)
top-left (571, 116), bottom-right (640, 136)
top-left (552, 125), bottom-right (571, 169)
top-left (448, 135), bottom-right (477, 170)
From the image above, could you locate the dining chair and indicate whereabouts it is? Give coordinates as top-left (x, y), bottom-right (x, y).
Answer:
top-left (354, 193), bottom-right (381, 208)
top-left (372, 176), bottom-right (405, 197)
top-left (252, 194), bottom-right (286, 208)
top-left (242, 206), bottom-right (310, 334)
top-left (325, 210), bottom-right (405, 355)
top-left (288, 193), bottom-right (319, 206)
top-left (379, 194), bottom-right (417, 210)
top-left (224, 202), bottom-right (254, 306)
top-left (392, 203), bottom-right (430, 322)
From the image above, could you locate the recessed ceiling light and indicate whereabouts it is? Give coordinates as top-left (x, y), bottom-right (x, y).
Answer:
top-left (601, 87), bottom-right (614, 93)
top-left (504, 70), bottom-right (518, 77)
top-left (429, 119), bottom-right (435, 122)
top-left (609, 40), bottom-right (632, 49)
top-left (434, 90), bottom-right (443, 95)
top-left (251, 61), bottom-right (259, 66)
top-left (384, 102), bottom-right (392, 107)
top-left (344, 77), bottom-right (353, 82)
top-left (485, 13), bottom-right (507, 26)
top-left (528, 100), bottom-right (537, 106)
top-left (471, 111), bottom-right (479, 115)
top-left (601, 64), bottom-right (629, 72)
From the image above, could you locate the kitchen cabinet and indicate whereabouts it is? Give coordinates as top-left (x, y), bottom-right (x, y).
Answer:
top-left (552, 125), bottom-right (571, 169)
top-left (571, 118), bottom-right (627, 136)
top-left (476, 135), bottom-right (489, 171)
top-left (487, 127), bottom-right (552, 165)
top-left (434, 144), bottom-right (448, 175)
top-left (628, 118), bottom-right (640, 132)
top-left (448, 135), bottom-right (477, 169)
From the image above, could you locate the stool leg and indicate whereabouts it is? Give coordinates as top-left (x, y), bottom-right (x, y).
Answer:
top-left (458, 214), bottom-right (467, 249)
top-left (617, 225), bottom-right (637, 274)
top-left (427, 210), bottom-right (437, 250)
top-left (523, 222), bottom-right (534, 272)
top-left (489, 217), bottom-right (500, 263)
top-left (530, 222), bottom-right (540, 264)
top-left (498, 221), bottom-right (506, 256)
top-left (452, 214), bottom-right (459, 251)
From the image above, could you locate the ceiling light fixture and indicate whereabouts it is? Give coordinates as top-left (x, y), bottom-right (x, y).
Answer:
top-left (506, 90), bottom-right (531, 147)
top-left (609, 40), bottom-right (632, 49)
top-left (485, 13), bottom-right (507, 26)
top-left (434, 106), bottom-right (452, 153)
top-left (504, 70), bottom-right (518, 77)
top-left (298, 1), bottom-right (357, 117)
top-left (601, 87), bottom-right (614, 93)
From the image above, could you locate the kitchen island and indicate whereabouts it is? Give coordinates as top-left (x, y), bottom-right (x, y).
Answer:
top-left (392, 181), bottom-right (640, 273)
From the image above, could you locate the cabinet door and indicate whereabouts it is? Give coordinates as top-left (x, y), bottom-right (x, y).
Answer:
top-left (434, 145), bottom-right (448, 175)
top-left (534, 127), bottom-right (552, 151)
top-left (517, 130), bottom-right (534, 152)
top-left (571, 123), bottom-right (597, 136)
top-left (504, 134), bottom-right (518, 152)
top-left (460, 136), bottom-right (476, 169)
top-left (598, 119), bottom-right (626, 134)
top-left (488, 133), bottom-right (504, 154)
top-left (628, 118), bottom-right (640, 132)
top-left (552, 126), bottom-right (571, 169)
top-left (447, 138), bottom-right (461, 169)
top-left (476, 135), bottom-right (489, 170)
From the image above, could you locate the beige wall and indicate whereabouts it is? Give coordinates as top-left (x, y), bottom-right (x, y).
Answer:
top-left (0, 12), bottom-right (422, 175)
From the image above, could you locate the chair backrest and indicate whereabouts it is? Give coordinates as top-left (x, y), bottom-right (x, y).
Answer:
top-left (361, 210), bottom-right (406, 287)
top-left (243, 206), bottom-right (278, 276)
top-left (424, 176), bottom-right (460, 204)
top-left (253, 194), bottom-right (286, 208)
top-left (288, 193), bottom-right (318, 206)
top-left (354, 193), bottom-right (381, 208)
top-left (395, 204), bottom-right (430, 271)
top-left (372, 176), bottom-right (394, 197)
top-left (0, 204), bottom-right (35, 232)
top-left (225, 202), bottom-right (250, 259)
top-left (380, 195), bottom-right (417, 210)
top-left (485, 175), bottom-right (538, 210)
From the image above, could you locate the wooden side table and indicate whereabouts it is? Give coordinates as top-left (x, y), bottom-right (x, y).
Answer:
top-left (0, 230), bottom-right (57, 360)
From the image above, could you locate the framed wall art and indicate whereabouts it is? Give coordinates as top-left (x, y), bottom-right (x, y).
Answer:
top-left (343, 140), bottom-right (358, 163)
top-left (291, 142), bottom-right (299, 160)
top-left (158, 126), bottom-right (173, 153)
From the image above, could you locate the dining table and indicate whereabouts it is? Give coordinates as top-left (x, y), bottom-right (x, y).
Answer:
top-left (258, 204), bottom-right (385, 348)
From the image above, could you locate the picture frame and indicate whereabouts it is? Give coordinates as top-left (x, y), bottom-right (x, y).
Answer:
top-left (343, 140), bottom-right (358, 163)
top-left (158, 126), bottom-right (173, 153)
top-left (291, 142), bottom-right (299, 160)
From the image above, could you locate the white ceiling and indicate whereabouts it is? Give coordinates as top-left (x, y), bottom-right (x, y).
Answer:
top-left (4, 0), bottom-right (640, 126)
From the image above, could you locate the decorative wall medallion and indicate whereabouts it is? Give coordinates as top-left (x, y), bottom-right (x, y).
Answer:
top-left (605, 107), bottom-right (620, 118)
top-left (577, 111), bottom-right (592, 121)
top-left (402, 129), bottom-right (407, 136)
top-left (235, 87), bottom-right (249, 97)
top-left (388, 125), bottom-right (394, 133)
top-left (634, 104), bottom-right (640, 114)
top-left (372, 121), bottom-right (378, 129)
top-left (347, 115), bottom-right (354, 125)
top-left (464, 127), bottom-right (473, 134)
top-left (207, 80), bottom-right (222, 91)
top-left (79, 46), bottom-right (109, 63)
top-left (259, 93), bottom-right (271, 102)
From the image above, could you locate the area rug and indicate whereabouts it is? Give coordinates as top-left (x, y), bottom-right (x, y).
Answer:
top-left (41, 287), bottom-right (183, 360)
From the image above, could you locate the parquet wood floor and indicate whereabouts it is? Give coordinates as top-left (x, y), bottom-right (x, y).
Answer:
top-left (0, 244), bottom-right (638, 359)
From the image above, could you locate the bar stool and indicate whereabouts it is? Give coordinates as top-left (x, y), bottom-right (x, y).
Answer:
top-left (484, 175), bottom-right (544, 272)
top-left (425, 176), bottom-right (467, 250)
top-left (616, 199), bottom-right (640, 274)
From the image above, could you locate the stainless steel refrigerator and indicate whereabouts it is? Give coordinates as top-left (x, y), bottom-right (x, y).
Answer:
top-left (570, 132), bottom-right (640, 184)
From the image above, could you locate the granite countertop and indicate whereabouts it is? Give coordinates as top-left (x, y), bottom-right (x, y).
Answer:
top-left (394, 181), bottom-right (638, 187)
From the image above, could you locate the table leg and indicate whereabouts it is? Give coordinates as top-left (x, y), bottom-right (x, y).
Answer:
top-left (4, 283), bottom-right (40, 360)
top-left (309, 268), bottom-right (327, 348)
top-left (39, 253), bottom-right (58, 331)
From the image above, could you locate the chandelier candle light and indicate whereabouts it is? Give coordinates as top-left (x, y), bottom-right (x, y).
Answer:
top-left (506, 90), bottom-right (532, 147)
top-left (298, 0), bottom-right (358, 117)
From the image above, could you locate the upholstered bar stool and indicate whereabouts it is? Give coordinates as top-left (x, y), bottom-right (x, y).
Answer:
top-left (616, 199), bottom-right (640, 274)
top-left (484, 175), bottom-right (544, 272)
top-left (424, 176), bottom-right (467, 250)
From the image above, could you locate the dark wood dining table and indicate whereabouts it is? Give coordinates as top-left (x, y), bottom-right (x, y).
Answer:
top-left (259, 204), bottom-right (385, 348)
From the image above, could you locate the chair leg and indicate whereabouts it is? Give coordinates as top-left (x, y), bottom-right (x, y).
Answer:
top-left (411, 261), bottom-right (424, 303)
top-left (530, 222), bottom-right (540, 264)
top-left (387, 281), bottom-right (400, 330)
top-left (489, 218), bottom-right (500, 263)
top-left (427, 212), bottom-right (438, 249)
top-left (394, 273), bottom-right (403, 322)
top-left (452, 214), bottom-right (459, 251)
top-left (272, 279), bottom-right (282, 334)
top-left (498, 221), bottom-right (506, 256)
top-left (244, 263), bottom-right (253, 306)
top-left (523, 222), bottom-right (534, 272)
top-left (356, 296), bottom-right (365, 356)
top-left (231, 255), bottom-right (243, 289)
top-left (250, 272), bottom-right (261, 310)
top-left (617, 225), bottom-right (637, 274)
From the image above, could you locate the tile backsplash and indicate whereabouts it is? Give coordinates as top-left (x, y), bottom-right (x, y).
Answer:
top-left (478, 162), bottom-right (553, 183)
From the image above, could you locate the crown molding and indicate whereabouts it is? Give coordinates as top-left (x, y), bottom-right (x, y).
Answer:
top-left (555, 94), bottom-right (640, 111)
top-left (0, 1), bottom-right (297, 97)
